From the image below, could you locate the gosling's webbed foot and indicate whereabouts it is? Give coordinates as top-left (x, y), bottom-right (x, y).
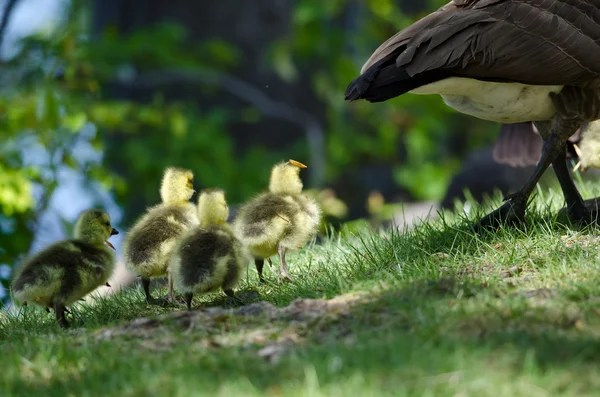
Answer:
top-left (277, 271), bottom-right (294, 283)
top-left (162, 292), bottom-right (183, 303)
top-left (223, 289), bottom-right (245, 305)
top-left (143, 290), bottom-right (182, 307)
top-left (475, 198), bottom-right (527, 231)
top-left (145, 295), bottom-right (170, 307)
top-left (141, 278), bottom-right (168, 306)
top-left (58, 318), bottom-right (70, 329)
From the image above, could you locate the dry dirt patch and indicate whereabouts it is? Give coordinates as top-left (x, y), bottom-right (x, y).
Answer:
top-left (94, 293), bottom-right (373, 362)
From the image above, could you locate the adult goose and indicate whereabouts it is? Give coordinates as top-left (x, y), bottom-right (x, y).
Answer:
top-left (345, 0), bottom-right (600, 227)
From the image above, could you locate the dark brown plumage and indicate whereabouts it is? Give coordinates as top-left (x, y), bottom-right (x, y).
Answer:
top-left (346, 1), bottom-right (600, 103)
top-left (346, 1), bottom-right (600, 226)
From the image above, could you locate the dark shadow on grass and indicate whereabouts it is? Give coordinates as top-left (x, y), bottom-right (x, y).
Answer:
top-left (342, 282), bottom-right (600, 369)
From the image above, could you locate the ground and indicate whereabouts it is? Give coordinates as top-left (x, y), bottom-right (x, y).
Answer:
top-left (2, 186), bottom-right (600, 396)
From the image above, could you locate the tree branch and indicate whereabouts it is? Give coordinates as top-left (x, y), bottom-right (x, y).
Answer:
top-left (0, 0), bottom-right (19, 50)
top-left (117, 68), bottom-right (326, 188)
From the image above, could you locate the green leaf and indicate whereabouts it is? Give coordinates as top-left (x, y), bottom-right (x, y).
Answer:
top-left (62, 112), bottom-right (88, 133)
top-left (169, 112), bottom-right (188, 137)
top-left (39, 89), bottom-right (60, 129)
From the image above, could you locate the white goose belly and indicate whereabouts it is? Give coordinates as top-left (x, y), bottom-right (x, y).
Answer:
top-left (410, 77), bottom-right (563, 123)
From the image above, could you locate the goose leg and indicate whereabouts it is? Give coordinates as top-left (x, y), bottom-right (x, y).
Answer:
top-left (477, 118), bottom-right (580, 229)
top-left (277, 245), bottom-right (293, 282)
top-left (551, 149), bottom-right (593, 222)
top-left (254, 259), bottom-right (265, 283)
top-left (537, 117), bottom-right (598, 223)
top-left (54, 301), bottom-right (70, 329)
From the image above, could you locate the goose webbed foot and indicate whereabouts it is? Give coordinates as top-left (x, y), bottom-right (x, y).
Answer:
top-left (558, 197), bottom-right (600, 225)
top-left (475, 194), bottom-right (528, 231)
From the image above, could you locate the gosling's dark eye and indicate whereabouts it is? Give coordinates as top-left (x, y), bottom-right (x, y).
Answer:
top-left (105, 221), bottom-right (110, 226)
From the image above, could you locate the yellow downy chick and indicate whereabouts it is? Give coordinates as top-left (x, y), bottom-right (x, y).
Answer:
top-left (574, 120), bottom-right (600, 171)
top-left (233, 159), bottom-right (322, 282)
top-left (123, 167), bottom-right (198, 304)
top-left (11, 209), bottom-right (118, 328)
top-left (170, 189), bottom-right (251, 310)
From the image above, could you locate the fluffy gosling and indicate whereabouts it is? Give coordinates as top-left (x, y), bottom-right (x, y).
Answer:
top-left (11, 209), bottom-right (118, 328)
top-left (170, 189), bottom-right (250, 310)
top-left (233, 159), bottom-right (321, 282)
top-left (123, 167), bottom-right (198, 304)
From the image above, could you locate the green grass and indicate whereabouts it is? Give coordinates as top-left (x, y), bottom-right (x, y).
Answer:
top-left (3, 184), bottom-right (600, 396)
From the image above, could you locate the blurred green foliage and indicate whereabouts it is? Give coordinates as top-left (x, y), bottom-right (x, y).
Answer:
top-left (1, 0), bottom-right (501, 302)
top-left (270, 0), bottom-right (498, 200)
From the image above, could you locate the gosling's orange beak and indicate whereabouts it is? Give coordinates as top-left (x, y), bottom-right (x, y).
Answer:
top-left (288, 159), bottom-right (307, 169)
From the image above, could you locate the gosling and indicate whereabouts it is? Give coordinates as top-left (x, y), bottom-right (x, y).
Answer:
top-left (233, 159), bottom-right (321, 282)
top-left (11, 209), bottom-right (119, 328)
top-left (170, 189), bottom-right (250, 310)
top-left (123, 167), bottom-right (198, 304)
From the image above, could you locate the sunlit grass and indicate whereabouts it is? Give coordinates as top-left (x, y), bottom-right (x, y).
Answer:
top-left (2, 183), bottom-right (600, 396)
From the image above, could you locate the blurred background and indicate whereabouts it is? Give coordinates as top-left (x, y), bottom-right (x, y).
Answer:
top-left (0, 0), bottom-right (561, 304)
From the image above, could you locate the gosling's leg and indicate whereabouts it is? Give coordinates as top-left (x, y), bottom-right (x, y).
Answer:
top-left (54, 301), bottom-right (70, 329)
top-left (141, 277), bottom-right (159, 305)
top-left (184, 292), bottom-right (193, 311)
top-left (167, 271), bottom-right (178, 303)
top-left (254, 258), bottom-right (265, 283)
top-left (277, 245), bottom-right (293, 282)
